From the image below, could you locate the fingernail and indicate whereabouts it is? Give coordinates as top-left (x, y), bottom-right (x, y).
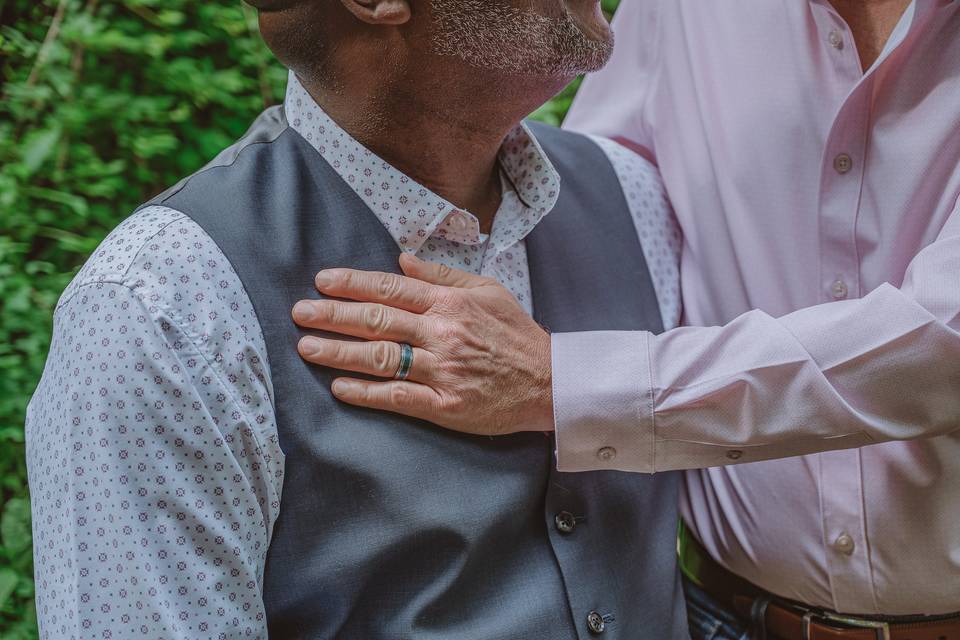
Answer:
top-left (315, 271), bottom-right (334, 290)
top-left (332, 379), bottom-right (355, 396)
top-left (299, 336), bottom-right (323, 357)
top-left (292, 301), bottom-right (315, 322)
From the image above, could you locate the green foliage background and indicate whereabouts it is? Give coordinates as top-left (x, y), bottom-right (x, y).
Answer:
top-left (0, 0), bottom-right (619, 635)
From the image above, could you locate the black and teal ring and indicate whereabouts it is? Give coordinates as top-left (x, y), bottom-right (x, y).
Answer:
top-left (394, 342), bottom-right (414, 380)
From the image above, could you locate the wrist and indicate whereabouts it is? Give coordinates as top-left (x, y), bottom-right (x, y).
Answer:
top-left (532, 329), bottom-right (555, 432)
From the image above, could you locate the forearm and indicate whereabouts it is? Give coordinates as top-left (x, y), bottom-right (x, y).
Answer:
top-left (655, 284), bottom-right (960, 464)
top-left (555, 233), bottom-right (960, 472)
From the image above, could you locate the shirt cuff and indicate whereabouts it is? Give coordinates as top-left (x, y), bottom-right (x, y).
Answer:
top-left (552, 331), bottom-right (655, 473)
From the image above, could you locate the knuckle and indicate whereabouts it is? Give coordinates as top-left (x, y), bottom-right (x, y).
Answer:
top-left (372, 341), bottom-right (395, 373)
top-left (331, 341), bottom-right (348, 364)
top-left (412, 317), bottom-right (433, 344)
top-left (321, 301), bottom-right (339, 323)
top-left (363, 305), bottom-right (390, 334)
top-left (435, 320), bottom-right (460, 343)
top-left (389, 384), bottom-right (411, 406)
top-left (415, 288), bottom-right (436, 309)
top-left (443, 291), bottom-right (466, 312)
top-left (437, 263), bottom-right (452, 279)
top-left (433, 355), bottom-right (453, 378)
top-left (437, 392), bottom-right (462, 416)
top-left (446, 392), bottom-right (467, 412)
top-left (377, 274), bottom-right (402, 300)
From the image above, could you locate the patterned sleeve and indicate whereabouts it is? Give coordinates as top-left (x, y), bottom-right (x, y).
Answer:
top-left (25, 207), bottom-right (282, 640)
top-left (590, 135), bottom-right (682, 330)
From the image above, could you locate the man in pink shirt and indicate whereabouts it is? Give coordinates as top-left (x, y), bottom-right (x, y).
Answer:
top-left (292, 1), bottom-right (960, 638)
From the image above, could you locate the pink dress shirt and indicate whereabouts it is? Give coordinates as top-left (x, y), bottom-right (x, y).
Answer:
top-left (559, 0), bottom-right (960, 615)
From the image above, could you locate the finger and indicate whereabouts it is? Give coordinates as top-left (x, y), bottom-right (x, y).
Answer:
top-left (330, 377), bottom-right (443, 422)
top-left (313, 267), bottom-right (437, 312)
top-left (292, 299), bottom-right (425, 343)
top-left (298, 337), bottom-right (433, 382)
top-left (399, 253), bottom-right (493, 289)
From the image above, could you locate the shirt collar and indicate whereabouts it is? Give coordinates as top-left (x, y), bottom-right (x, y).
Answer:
top-left (283, 71), bottom-right (561, 253)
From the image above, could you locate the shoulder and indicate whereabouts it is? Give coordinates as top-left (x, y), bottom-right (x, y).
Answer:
top-left (588, 135), bottom-right (683, 329)
top-left (61, 206), bottom-right (243, 323)
top-left (525, 121), bottom-right (624, 177)
top-left (588, 135), bottom-right (665, 199)
top-left (61, 205), bottom-right (188, 304)
top-left (57, 204), bottom-right (274, 408)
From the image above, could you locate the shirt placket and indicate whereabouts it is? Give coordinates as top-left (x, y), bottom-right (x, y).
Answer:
top-left (812, 4), bottom-right (877, 615)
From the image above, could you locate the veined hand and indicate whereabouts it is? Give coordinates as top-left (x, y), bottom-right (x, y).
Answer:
top-left (291, 253), bottom-right (555, 435)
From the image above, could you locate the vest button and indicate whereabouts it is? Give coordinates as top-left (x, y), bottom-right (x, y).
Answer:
top-left (554, 511), bottom-right (576, 534)
top-left (586, 611), bottom-right (606, 634)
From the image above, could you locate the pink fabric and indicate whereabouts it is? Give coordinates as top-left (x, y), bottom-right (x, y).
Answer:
top-left (558, 0), bottom-right (960, 615)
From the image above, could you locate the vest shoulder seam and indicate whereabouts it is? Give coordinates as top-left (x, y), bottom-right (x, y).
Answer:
top-left (153, 123), bottom-right (292, 208)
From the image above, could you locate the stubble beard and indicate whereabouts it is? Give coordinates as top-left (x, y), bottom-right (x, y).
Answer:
top-left (429, 0), bottom-right (614, 78)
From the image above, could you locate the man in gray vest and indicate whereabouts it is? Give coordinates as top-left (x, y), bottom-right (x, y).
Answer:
top-left (26, 1), bottom-right (687, 638)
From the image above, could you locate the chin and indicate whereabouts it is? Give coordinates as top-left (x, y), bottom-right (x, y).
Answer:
top-left (564, 0), bottom-right (613, 43)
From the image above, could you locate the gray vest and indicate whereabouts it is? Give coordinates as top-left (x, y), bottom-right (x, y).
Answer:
top-left (146, 107), bottom-right (686, 640)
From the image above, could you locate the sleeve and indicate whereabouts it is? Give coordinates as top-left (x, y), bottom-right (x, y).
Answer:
top-left (553, 199), bottom-right (960, 473)
top-left (562, 0), bottom-right (663, 155)
top-left (26, 280), bottom-right (280, 639)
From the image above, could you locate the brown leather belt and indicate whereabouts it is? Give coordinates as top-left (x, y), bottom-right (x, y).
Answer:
top-left (729, 594), bottom-right (960, 640)
top-left (678, 522), bottom-right (960, 640)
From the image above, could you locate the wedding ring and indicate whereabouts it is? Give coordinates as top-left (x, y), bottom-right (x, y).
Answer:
top-left (394, 343), bottom-right (414, 380)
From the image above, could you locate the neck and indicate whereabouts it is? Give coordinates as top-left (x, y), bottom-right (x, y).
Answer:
top-left (298, 70), bottom-right (565, 232)
top-left (828, 0), bottom-right (912, 70)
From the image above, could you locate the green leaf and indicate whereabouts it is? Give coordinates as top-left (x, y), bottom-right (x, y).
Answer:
top-left (1, 498), bottom-right (32, 557)
top-left (0, 427), bottom-right (25, 443)
top-left (19, 126), bottom-right (62, 176)
top-left (0, 568), bottom-right (18, 610)
top-left (21, 186), bottom-right (90, 217)
top-left (131, 131), bottom-right (180, 159)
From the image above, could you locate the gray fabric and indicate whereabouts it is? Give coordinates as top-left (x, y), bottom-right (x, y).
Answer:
top-left (144, 110), bottom-right (686, 640)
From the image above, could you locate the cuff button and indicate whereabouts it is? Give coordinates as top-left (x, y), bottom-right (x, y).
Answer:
top-left (597, 447), bottom-right (617, 462)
